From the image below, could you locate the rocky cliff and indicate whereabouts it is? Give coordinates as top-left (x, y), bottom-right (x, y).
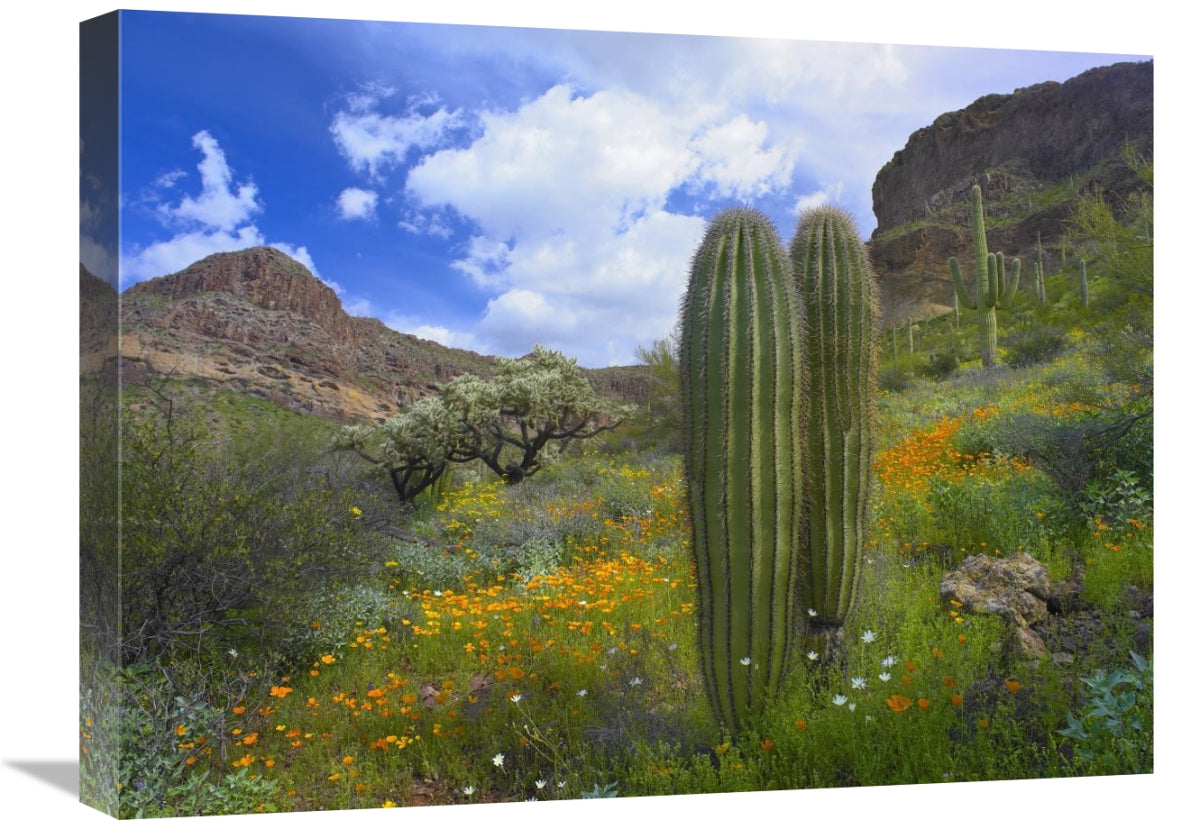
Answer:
top-left (868, 60), bottom-right (1152, 327)
top-left (119, 247), bottom-right (647, 423)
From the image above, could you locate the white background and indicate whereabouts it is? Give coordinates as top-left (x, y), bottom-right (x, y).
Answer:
top-left (1, 2), bottom-right (1190, 827)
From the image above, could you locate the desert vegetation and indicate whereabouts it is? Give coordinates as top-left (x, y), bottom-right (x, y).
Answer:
top-left (79, 153), bottom-right (1152, 818)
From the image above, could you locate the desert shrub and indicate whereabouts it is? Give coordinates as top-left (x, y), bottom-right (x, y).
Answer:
top-left (918, 349), bottom-right (960, 381)
top-left (1003, 326), bottom-right (1068, 367)
top-left (117, 390), bottom-right (386, 668)
top-left (878, 364), bottom-right (913, 393)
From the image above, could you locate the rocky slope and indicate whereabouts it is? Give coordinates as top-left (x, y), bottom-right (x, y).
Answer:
top-left (119, 247), bottom-right (647, 423)
top-left (868, 60), bottom-right (1152, 327)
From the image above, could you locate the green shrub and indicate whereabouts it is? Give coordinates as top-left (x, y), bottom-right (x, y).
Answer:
top-left (918, 349), bottom-right (960, 381)
top-left (879, 364), bottom-right (913, 393)
top-left (1058, 652), bottom-right (1153, 775)
top-left (1003, 326), bottom-right (1068, 367)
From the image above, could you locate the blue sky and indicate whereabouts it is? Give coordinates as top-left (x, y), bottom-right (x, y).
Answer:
top-left (85, 12), bottom-right (1148, 367)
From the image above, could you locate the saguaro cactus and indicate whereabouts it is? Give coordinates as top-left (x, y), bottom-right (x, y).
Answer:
top-left (1034, 232), bottom-right (1047, 306)
top-left (679, 208), bottom-right (804, 737)
top-left (1079, 258), bottom-right (1090, 308)
top-left (789, 206), bottom-right (880, 658)
top-left (949, 185), bottom-right (1021, 368)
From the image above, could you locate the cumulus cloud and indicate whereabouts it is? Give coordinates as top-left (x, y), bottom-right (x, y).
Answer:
top-left (401, 84), bottom-right (796, 364)
top-left (793, 182), bottom-right (846, 215)
top-left (337, 187), bottom-right (379, 220)
top-left (122, 132), bottom-right (327, 289)
top-left (691, 114), bottom-right (800, 199)
top-left (331, 93), bottom-right (465, 179)
top-left (162, 130), bottom-right (262, 232)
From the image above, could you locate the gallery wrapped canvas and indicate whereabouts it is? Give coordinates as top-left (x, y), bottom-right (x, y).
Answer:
top-left (80, 8), bottom-right (1153, 820)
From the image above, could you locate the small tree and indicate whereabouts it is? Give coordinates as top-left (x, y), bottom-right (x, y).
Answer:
top-left (336, 345), bottom-right (631, 499)
top-left (332, 396), bottom-right (461, 502)
top-left (632, 329), bottom-right (681, 449)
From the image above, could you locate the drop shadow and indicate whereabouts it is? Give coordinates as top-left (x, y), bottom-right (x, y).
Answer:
top-left (5, 760), bottom-right (78, 799)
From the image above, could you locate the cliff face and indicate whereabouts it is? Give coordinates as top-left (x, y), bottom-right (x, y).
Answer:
top-left (118, 247), bottom-right (646, 423)
top-left (867, 60), bottom-right (1152, 327)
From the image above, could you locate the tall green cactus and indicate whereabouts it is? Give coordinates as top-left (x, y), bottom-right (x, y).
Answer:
top-left (1034, 232), bottom-right (1047, 305)
top-left (949, 185), bottom-right (1021, 368)
top-left (679, 208), bottom-right (804, 738)
top-left (789, 206), bottom-right (880, 658)
top-left (1079, 258), bottom-right (1090, 307)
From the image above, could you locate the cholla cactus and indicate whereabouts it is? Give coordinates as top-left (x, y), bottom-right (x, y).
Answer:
top-left (949, 185), bottom-right (1021, 368)
top-left (679, 207), bottom-right (804, 738)
top-left (333, 397), bottom-right (460, 501)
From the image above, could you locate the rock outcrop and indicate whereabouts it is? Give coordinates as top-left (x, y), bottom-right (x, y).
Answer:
top-left (118, 247), bottom-right (646, 423)
top-left (867, 60), bottom-right (1152, 327)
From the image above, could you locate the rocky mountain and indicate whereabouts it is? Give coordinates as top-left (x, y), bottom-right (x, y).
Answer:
top-left (118, 247), bottom-right (648, 423)
top-left (867, 60), bottom-right (1152, 327)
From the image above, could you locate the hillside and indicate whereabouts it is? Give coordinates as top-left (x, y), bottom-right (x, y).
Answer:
top-left (118, 247), bottom-right (648, 423)
top-left (868, 60), bottom-right (1152, 327)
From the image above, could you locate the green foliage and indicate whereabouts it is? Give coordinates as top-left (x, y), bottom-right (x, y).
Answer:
top-left (1002, 326), bottom-right (1068, 367)
top-left (679, 207), bottom-right (803, 738)
top-left (1058, 652), bottom-right (1153, 775)
top-left (879, 363), bottom-right (914, 392)
top-left (949, 185), bottom-right (1022, 368)
top-left (790, 205), bottom-right (880, 656)
top-left (918, 349), bottom-right (960, 381)
top-left (336, 346), bottom-right (631, 499)
top-left (118, 386), bottom-right (382, 667)
top-left (632, 331), bottom-right (681, 449)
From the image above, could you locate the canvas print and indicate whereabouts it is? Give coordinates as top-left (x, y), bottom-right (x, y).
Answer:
top-left (79, 9), bottom-right (1153, 819)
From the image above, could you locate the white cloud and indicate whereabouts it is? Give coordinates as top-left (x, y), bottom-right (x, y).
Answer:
top-left (793, 182), bottom-right (845, 215)
top-left (691, 114), bottom-right (800, 199)
top-left (163, 130), bottom-right (262, 232)
top-left (398, 208), bottom-right (454, 239)
top-left (122, 132), bottom-right (326, 289)
top-left (331, 95), bottom-right (465, 179)
top-left (336, 187), bottom-right (378, 220)
top-left (402, 84), bottom-right (799, 364)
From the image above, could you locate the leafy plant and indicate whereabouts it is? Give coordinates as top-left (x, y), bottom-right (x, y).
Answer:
top-left (1058, 652), bottom-right (1153, 775)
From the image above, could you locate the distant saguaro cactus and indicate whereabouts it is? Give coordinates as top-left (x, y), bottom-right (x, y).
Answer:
top-left (789, 206), bottom-right (880, 659)
top-left (679, 208), bottom-right (804, 738)
top-left (949, 185), bottom-right (1021, 368)
top-left (1079, 258), bottom-right (1090, 308)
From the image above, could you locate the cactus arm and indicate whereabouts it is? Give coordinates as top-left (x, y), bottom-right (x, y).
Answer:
top-left (985, 253), bottom-right (999, 308)
top-left (1000, 257), bottom-right (1021, 306)
top-left (949, 257), bottom-right (977, 310)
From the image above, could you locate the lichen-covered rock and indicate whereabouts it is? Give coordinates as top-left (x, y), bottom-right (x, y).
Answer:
top-left (940, 551), bottom-right (1052, 627)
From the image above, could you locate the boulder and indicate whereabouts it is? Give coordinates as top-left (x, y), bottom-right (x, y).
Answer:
top-left (940, 551), bottom-right (1052, 627)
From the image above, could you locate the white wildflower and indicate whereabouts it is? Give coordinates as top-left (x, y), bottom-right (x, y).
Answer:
top-left (492, 753), bottom-right (505, 767)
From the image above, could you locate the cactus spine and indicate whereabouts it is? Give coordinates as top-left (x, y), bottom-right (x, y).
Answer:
top-left (679, 208), bottom-right (804, 738)
top-left (949, 185), bottom-right (1021, 368)
top-left (789, 206), bottom-right (880, 658)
